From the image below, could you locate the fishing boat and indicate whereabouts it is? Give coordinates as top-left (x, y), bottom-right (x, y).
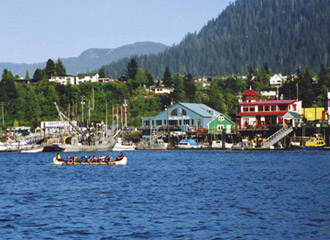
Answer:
top-left (176, 139), bottom-right (201, 149)
top-left (52, 156), bottom-right (127, 165)
top-left (290, 134), bottom-right (326, 150)
top-left (44, 102), bottom-right (116, 152)
top-left (112, 138), bottom-right (136, 151)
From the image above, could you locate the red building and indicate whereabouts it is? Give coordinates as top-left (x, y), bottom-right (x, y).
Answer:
top-left (237, 88), bottom-right (302, 129)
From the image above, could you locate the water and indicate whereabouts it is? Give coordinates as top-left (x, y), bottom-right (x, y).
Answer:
top-left (0, 150), bottom-right (329, 239)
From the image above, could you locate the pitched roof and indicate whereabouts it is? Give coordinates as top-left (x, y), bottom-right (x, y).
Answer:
top-left (178, 103), bottom-right (219, 117)
top-left (281, 111), bottom-right (302, 120)
top-left (242, 89), bottom-right (259, 96)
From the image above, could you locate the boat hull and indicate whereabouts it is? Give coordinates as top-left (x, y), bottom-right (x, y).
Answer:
top-left (291, 145), bottom-right (325, 150)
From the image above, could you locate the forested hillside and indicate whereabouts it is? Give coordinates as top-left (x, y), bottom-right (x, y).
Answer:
top-left (103, 0), bottom-right (330, 77)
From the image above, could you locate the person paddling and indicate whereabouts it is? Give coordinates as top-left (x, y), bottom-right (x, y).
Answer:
top-left (56, 153), bottom-right (66, 163)
top-left (116, 152), bottom-right (125, 161)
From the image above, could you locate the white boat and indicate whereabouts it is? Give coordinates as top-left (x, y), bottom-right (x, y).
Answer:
top-left (211, 140), bottom-right (233, 149)
top-left (21, 145), bottom-right (44, 153)
top-left (52, 156), bottom-right (128, 165)
top-left (176, 139), bottom-right (201, 149)
top-left (112, 138), bottom-right (136, 151)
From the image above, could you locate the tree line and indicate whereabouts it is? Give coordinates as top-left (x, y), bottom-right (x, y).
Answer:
top-left (0, 57), bottom-right (330, 130)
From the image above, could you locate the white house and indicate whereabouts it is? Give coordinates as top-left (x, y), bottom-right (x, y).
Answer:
top-left (149, 85), bottom-right (173, 94)
top-left (49, 73), bottom-right (100, 85)
top-left (76, 73), bottom-right (99, 85)
top-left (270, 74), bottom-right (285, 86)
top-left (49, 75), bottom-right (76, 85)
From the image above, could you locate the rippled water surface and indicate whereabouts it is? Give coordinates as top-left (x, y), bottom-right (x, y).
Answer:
top-left (0, 150), bottom-right (329, 239)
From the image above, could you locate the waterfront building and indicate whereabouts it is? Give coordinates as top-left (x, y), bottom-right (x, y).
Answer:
top-left (141, 103), bottom-right (219, 132)
top-left (40, 120), bottom-right (78, 135)
top-left (302, 107), bottom-right (326, 121)
top-left (207, 113), bottom-right (235, 134)
top-left (237, 88), bottom-right (302, 129)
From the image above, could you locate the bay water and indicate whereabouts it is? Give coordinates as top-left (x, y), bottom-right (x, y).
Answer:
top-left (0, 150), bottom-right (329, 239)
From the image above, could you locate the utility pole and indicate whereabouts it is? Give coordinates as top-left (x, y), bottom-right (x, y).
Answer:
top-left (105, 100), bottom-right (108, 130)
top-left (123, 99), bottom-right (128, 128)
top-left (88, 99), bottom-right (91, 126)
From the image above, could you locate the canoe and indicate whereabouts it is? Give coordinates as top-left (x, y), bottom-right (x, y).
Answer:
top-left (52, 156), bottom-right (127, 165)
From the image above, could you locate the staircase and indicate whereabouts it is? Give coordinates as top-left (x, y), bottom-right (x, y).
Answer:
top-left (261, 126), bottom-right (293, 149)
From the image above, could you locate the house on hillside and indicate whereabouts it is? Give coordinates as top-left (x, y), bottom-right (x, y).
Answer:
top-left (76, 73), bottom-right (99, 84)
top-left (260, 87), bottom-right (279, 100)
top-left (269, 73), bottom-right (285, 86)
top-left (141, 103), bottom-right (219, 132)
top-left (49, 75), bottom-right (76, 85)
top-left (49, 73), bottom-right (100, 85)
top-left (207, 113), bottom-right (235, 134)
top-left (149, 85), bottom-right (173, 95)
top-left (237, 88), bottom-right (302, 129)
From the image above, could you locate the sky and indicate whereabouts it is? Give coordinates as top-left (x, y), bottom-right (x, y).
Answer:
top-left (0, 0), bottom-right (232, 64)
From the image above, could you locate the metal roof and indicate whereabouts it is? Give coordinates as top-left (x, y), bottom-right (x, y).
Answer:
top-left (178, 103), bottom-right (219, 117)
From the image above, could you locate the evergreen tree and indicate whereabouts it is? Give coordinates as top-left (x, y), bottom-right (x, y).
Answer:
top-left (32, 68), bottom-right (45, 82)
top-left (55, 59), bottom-right (66, 75)
top-left (25, 70), bottom-right (30, 80)
top-left (183, 73), bottom-right (196, 102)
top-left (145, 70), bottom-right (154, 87)
top-left (45, 59), bottom-right (56, 77)
top-left (171, 73), bottom-right (186, 103)
top-left (98, 67), bottom-right (106, 78)
top-left (163, 66), bottom-right (172, 87)
top-left (126, 57), bottom-right (138, 80)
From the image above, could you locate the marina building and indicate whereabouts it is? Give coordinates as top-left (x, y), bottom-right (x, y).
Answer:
top-left (141, 103), bottom-right (219, 132)
top-left (237, 88), bottom-right (302, 129)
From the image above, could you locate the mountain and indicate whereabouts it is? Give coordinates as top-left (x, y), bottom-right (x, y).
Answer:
top-left (0, 42), bottom-right (167, 77)
top-left (103, 0), bottom-right (330, 77)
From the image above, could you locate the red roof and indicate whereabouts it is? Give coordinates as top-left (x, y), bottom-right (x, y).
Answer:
top-left (239, 100), bottom-right (296, 106)
top-left (237, 111), bottom-right (287, 116)
top-left (242, 89), bottom-right (259, 96)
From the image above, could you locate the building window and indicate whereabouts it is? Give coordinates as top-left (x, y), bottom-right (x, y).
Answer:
top-left (152, 120), bottom-right (154, 126)
top-left (258, 106), bottom-right (263, 112)
top-left (169, 120), bottom-right (177, 125)
top-left (192, 119), bottom-right (194, 125)
top-left (156, 120), bottom-right (162, 126)
top-left (164, 120), bottom-right (166, 125)
top-left (271, 106), bottom-right (277, 111)
top-left (145, 120), bottom-right (150, 126)
top-left (171, 109), bottom-right (177, 116)
top-left (183, 119), bottom-right (189, 125)
top-left (243, 107), bottom-right (249, 112)
top-left (182, 109), bottom-right (187, 116)
top-left (218, 116), bottom-right (224, 121)
top-left (279, 105), bottom-right (287, 111)
top-left (250, 107), bottom-right (255, 112)
top-left (265, 106), bottom-right (270, 111)
top-left (217, 125), bottom-right (225, 130)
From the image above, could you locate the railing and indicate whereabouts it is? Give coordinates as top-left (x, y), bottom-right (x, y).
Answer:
top-left (261, 126), bottom-right (293, 149)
